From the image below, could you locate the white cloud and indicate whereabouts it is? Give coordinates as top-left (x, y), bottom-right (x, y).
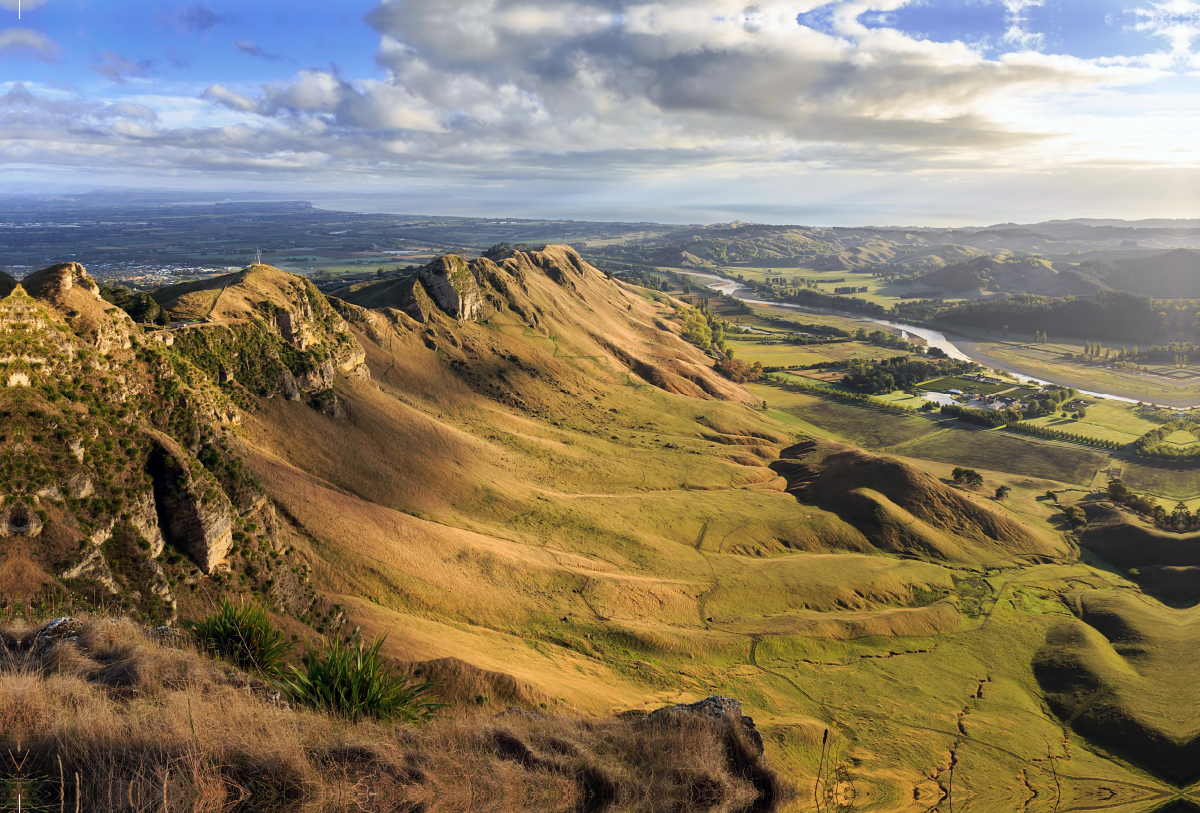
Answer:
top-left (0, 0), bottom-right (1182, 201)
top-left (1128, 0), bottom-right (1200, 68)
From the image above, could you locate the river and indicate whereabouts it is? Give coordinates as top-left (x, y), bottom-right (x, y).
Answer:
top-left (676, 270), bottom-right (1155, 407)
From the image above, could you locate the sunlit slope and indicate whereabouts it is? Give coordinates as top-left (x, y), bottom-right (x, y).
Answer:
top-left (1036, 589), bottom-right (1200, 786)
top-left (141, 249), bottom-right (1187, 806)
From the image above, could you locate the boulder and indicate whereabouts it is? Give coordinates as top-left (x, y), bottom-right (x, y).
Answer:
top-left (648, 696), bottom-right (765, 754)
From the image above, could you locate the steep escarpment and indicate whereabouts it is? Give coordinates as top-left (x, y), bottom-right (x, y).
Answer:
top-left (335, 245), bottom-right (749, 404)
top-left (0, 264), bottom-right (345, 626)
top-left (771, 439), bottom-right (1066, 564)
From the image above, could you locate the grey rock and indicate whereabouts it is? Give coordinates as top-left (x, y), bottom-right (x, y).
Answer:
top-left (419, 255), bottom-right (485, 321)
top-left (648, 696), bottom-right (764, 754)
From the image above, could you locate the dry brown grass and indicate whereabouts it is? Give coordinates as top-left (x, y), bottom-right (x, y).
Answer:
top-left (0, 617), bottom-right (785, 812)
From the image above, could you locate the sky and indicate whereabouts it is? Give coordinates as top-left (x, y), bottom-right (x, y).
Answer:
top-left (2, 0), bottom-right (1200, 225)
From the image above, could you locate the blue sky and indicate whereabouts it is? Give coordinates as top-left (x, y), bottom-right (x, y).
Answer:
top-left (3, 1), bottom-right (1200, 225)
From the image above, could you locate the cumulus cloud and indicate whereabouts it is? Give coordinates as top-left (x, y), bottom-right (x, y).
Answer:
top-left (0, 0), bottom-right (1177, 193)
top-left (0, 28), bottom-right (61, 61)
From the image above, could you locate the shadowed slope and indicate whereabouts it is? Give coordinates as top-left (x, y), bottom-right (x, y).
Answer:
top-left (1035, 590), bottom-right (1200, 786)
top-left (771, 439), bottom-right (1066, 564)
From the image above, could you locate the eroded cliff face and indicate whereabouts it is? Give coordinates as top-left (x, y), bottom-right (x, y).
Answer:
top-left (162, 266), bottom-right (369, 406)
top-left (147, 440), bottom-right (234, 575)
top-left (418, 255), bottom-right (487, 321)
top-left (0, 264), bottom-right (344, 624)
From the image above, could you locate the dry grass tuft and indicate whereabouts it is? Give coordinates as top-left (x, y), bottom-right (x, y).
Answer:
top-left (0, 617), bottom-right (786, 812)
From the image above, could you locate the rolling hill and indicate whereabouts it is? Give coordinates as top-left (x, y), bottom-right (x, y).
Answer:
top-left (9, 246), bottom-right (1186, 806)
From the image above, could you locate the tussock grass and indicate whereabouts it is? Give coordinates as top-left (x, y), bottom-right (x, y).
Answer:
top-left (182, 598), bottom-right (293, 676)
top-left (0, 617), bottom-right (786, 812)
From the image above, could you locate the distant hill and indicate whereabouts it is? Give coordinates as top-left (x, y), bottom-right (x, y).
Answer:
top-left (920, 254), bottom-right (1106, 297)
top-left (1108, 249), bottom-right (1200, 299)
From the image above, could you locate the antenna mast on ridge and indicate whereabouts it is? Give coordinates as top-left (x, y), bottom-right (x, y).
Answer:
top-left (255, 247), bottom-right (262, 265)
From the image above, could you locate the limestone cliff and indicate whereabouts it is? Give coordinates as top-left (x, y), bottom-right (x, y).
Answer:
top-left (418, 255), bottom-right (487, 321)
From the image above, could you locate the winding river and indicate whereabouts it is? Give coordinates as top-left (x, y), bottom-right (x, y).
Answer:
top-left (676, 270), bottom-right (1159, 407)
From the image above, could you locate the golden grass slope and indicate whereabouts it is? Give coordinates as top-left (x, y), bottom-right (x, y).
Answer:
top-left (218, 249), bottom-right (1004, 715)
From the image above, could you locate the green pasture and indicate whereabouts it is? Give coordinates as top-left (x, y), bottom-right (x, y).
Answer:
top-left (900, 429), bottom-right (1107, 484)
top-left (754, 388), bottom-right (944, 450)
top-left (920, 376), bottom-right (1020, 396)
top-left (724, 337), bottom-right (833, 369)
top-left (1123, 461), bottom-right (1200, 500)
top-left (973, 342), bottom-right (1200, 404)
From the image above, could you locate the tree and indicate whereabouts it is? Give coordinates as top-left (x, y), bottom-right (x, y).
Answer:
top-left (953, 468), bottom-right (984, 488)
top-left (1106, 479), bottom-right (1128, 503)
top-left (1063, 505), bottom-right (1088, 527)
top-left (1173, 502), bottom-right (1192, 531)
top-left (995, 485), bottom-right (1011, 500)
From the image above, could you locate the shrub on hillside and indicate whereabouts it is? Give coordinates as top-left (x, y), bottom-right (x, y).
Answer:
top-left (182, 598), bottom-right (293, 676)
top-left (283, 635), bottom-right (441, 722)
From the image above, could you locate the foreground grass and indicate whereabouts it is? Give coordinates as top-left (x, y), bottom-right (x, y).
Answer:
top-left (0, 617), bottom-right (785, 813)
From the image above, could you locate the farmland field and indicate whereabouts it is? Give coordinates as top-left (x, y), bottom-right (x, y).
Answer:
top-left (920, 376), bottom-right (1021, 395)
top-left (900, 429), bottom-right (1107, 484)
top-left (1122, 460), bottom-right (1200, 499)
top-left (756, 388), bottom-right (946, 450)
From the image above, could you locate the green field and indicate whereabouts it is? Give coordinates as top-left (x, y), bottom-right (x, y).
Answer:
top-left (900, 428), bottom-right (1107, 484)
top-left (1122, 460), bottom-right (1200, 500)
top-left (875, 391), bottom-right (931, 409)
top-left (724, 336), bottom-right (833, 368)
top-left (757, 389), bottom-right (945, 450)
top-left (712, 265), bottom-right (962, 309)
top-left (962, 339), bottom-right (1200, 405)
top-left (921, 376), bottom-right (1021, 395)
top-left (1024, 401), bottom-right (1159, 446)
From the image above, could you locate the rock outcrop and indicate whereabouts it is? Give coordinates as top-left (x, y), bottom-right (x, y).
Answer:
top-left (418, 255), bottom-right (486, 321)
top-left (0, 499), bottom-right (42, 538)
top-left (148, 440), bottom-right (234, 574)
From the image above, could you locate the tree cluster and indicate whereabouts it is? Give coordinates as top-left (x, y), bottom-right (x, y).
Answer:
top-left (951, 467), bottom-right (984, 488)
top-left (841, 356), bottom-right (978, 395)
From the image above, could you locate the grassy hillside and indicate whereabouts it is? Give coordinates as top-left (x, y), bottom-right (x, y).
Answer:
top-left (12, 248), bottom-right (1200, 805)
top-left (0, 615), bottom-right (784, 813)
